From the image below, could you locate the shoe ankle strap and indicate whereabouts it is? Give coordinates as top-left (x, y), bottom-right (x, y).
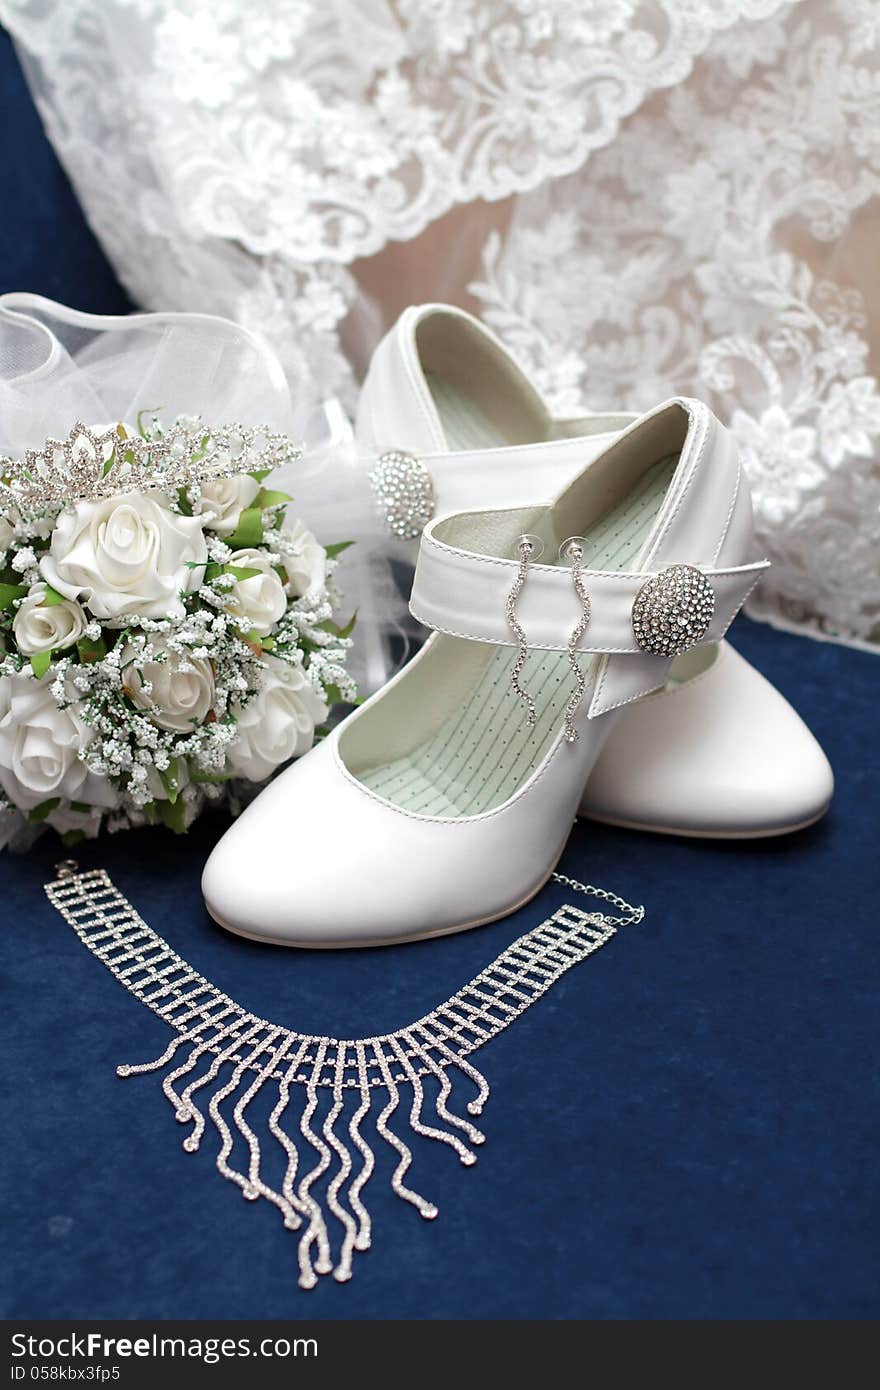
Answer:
top-left (369, 422), bottom-right (630, 540)
top-left (409, 397), bottom-right (769, 719)
top-left (411, 523), bottom-right (768, 659)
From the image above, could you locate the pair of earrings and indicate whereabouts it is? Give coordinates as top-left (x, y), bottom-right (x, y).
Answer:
top-left (506, 535), bottom-right (591, 744)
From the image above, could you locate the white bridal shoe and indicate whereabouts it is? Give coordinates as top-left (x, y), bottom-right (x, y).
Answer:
top-left (203, 398), bottom-right (769, 946)
top-left (356, 304), bottom-right (833, 837)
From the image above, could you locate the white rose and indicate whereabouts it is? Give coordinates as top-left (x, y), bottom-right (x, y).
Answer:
top-left (284, 518), bottom-right (327, 597)
top-left (224, 548), bottom-right (287, 635)
top-left (12, 583), bottom-right (88, 655)
top-left (0, 673), bottom-right (116, 813)
top-left (121, 638), bottom-right (215, 734)
top-left (40, 491), bottom-right (207, 621)
top-left (226, 655), bottom-right (327, 782)
top-left (199, 475), bottom-right (261, 536)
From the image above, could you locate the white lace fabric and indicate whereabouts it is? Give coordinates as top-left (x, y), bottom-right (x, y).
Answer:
top-left (2, 0), bottom-right (878, 646)
top-left (474, 1), bottom-right (880, 646)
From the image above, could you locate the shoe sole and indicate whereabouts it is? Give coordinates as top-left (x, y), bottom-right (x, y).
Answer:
top-left (577, 804), bottom-right (830, 839)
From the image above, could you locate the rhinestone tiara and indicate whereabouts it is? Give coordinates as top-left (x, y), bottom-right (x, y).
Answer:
top-left (0, 419), bottom-right (301, 515)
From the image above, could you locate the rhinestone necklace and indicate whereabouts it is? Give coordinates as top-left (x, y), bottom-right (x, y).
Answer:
top-left (45, 861), bottom-right (643, 1290)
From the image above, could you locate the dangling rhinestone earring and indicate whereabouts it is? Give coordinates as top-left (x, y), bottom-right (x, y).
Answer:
top-left (506, 534), bottom-right (542, 727)
top-left (559, 537), bottom-right (592, 743)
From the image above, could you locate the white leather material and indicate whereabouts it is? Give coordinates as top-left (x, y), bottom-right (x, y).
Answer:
top-left (411, 525), bottom-right (768, 655)
top-left (579, 642), bottom-right (834, 836)
top-left (356, 304), bottom-right (452, 456)
top-left (584, 398), bottom-right (757, 716)
top-left (202, 397), bottom-right (769, 947)
top-left (201, 633), bottom-right (610, 947)
top-left (410, 399), bottom-right (766, 716)
top-left (357, 303), bottom-right (632, 521)
top-left (415, 433), bottom-right (624, 520)
top-left (347, 302), bottom-right (832, 839)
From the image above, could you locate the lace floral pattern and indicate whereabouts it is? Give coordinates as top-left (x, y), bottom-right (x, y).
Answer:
top-left (2, 0), bottom-right (781, 397)
top-left (473, 0), bottom-right (880, 644)
top-left (2, 0), bottom-right (878, 644)
top-left (1, 0), bottom-right (784, 256)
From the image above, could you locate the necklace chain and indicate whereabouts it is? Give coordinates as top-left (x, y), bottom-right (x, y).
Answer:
top-left (550, 872), bottom-right (644, 928)
top-left (47, 861), bottom-right (644, 1088)
top-left (45, 858), bottom-right (644, 1290)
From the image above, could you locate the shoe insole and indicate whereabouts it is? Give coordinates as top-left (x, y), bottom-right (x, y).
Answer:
top-left (425, 373), bottom-right (524, 449)
top-left (359, 377), bottom-right (676, 816)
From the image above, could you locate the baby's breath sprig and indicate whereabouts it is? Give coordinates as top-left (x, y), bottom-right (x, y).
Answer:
top-left (0, 410), bottom-right (355, 845)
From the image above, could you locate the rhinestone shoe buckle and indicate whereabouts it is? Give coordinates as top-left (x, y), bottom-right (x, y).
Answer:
top-left (369, 450), bottom-right (435, 540)
top-left (631, 563), bottom-right (715, 657)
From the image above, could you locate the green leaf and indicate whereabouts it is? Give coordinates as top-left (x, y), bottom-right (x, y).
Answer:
top-left (0, 582), bottom-right (27, 611)
top-left (321, 684), bottom-right (358, 709)
top-left (224, 565), bottom-right (262, 582)
top-left (136, 407), bottom-right (162, 439)
top-left (203, 561), bottom-right (223, 581)
top-left (69, 801), bottom-right (93, 814)
top-left (61, 829), bottom-right (85, 849)
top-left (255, 488), bottom-right (292, 509)
top-left (324, 541), bottom-right (354, 559)
top-left (101, 446), bottom-right (116, 478)
top-left (158, 757), bottom-right (182, 804)
top-left (190, 432), bottom-right (211, 463)
top-left (226, 508), bottom-right (263, 549)
top-left (249, 468), bottom-right (272, 483)
top-left (77, 633), bottom-right (107, 664)
top-left (176, 487), bottom-right (193, 517)
top-left (235, 627), bottom-right (264, 656)
top-left (28, 797), bottom-right (60, 823)
top-left (318, 610), bottom-right (357, 640)
top-left (30, 650), bottom-right (52, 679)
top-left (157, 796), bottom-right (187, 835)
top-left (260, 636), bottom-right (275, 651)
top-left (190, 767), bottom-right (231, 785)
top-left (41, 584), bottom-right (68, 608)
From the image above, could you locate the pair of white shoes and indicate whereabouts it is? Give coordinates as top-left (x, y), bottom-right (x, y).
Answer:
top-left (203, 305), bottom-right (833, 948)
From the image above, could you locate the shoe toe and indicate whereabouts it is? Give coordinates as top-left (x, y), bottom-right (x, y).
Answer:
top-left (581, 642), bottom-right (833, 837)
top-left (201, 741), bottom-right (370, 946)
top-left (726, 713), bottom-right (833, 833)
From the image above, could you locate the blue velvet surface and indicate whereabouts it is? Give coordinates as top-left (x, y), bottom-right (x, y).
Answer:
top-left (0, 30), bottom-right (131, 311)
top-left (1, 30), bottom-right (878, 1321)
top-left (3, 624), bottom-right (877, 1322)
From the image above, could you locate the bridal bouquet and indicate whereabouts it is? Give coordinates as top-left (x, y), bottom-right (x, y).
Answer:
top-left (0, 415), bottom-right (355, 846)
